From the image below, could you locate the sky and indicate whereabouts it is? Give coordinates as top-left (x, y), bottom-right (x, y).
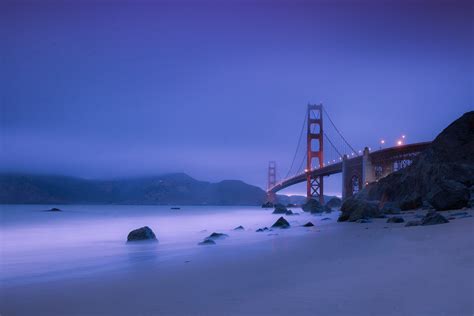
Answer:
top-left (1, 0), bottom-right (473, 195)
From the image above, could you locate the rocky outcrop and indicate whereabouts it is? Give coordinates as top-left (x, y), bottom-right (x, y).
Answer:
top-left (127, 226), bottom-right (157, 242)
top-left (421, 211), bottom-right (449, 225)
top-left (338, 198), bottom-right (383, 222)
top-left (271, 217), bottom-right (290, 228)
top-left (326, 197), bottom-right (342, 209)
top-left (273, 203), bottom-right (288, 214)
top-left (302, 222), bottom-right (314, 227)
top-left (301, 199), bottom-right (331, 213)
top-left (355, 112), bottom-right (474, 211)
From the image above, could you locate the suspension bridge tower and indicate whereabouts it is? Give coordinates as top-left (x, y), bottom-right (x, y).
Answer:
top-left (267, 161), bottom-right (277, 203)
top-left (306, 104), bottom-right (324, 204)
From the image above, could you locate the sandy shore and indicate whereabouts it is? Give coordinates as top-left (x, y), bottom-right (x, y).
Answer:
top-left (1, 209), bottom-right (473, 315)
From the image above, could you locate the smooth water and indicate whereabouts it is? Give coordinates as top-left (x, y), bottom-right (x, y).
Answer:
top-left (0, 205), bottom-right (338, 285)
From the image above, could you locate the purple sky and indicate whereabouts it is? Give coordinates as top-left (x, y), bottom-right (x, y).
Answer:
top-left (1, 0), bottom-right (473, 195)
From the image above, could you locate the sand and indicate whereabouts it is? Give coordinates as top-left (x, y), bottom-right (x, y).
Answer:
top-left (1, 209), bottom-right (473, 315)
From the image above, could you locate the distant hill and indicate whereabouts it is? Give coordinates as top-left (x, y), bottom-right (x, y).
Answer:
top-left (0, 173), bottom-right (270, 205)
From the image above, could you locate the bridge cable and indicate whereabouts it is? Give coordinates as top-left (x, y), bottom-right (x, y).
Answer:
top-left (322, 107), bottom-right (359, 156)
top-left (323, 133), bottom-right (343, 158)
top-left (284, 111), bottom-right (307, 179)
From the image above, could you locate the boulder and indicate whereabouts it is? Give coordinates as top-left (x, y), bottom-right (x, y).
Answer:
top-left (326, 197), bottom-right (342, 209)
top-left (302, 222), bottom-right (314, 227)
top-left (405, 220), bottom-right (421, 227)
top-left (386, 216), bottom-right (405, 223)
top-left (273, 203), bottom-right (288, 214)
top-left (233, 225), bottom-right (244, 230)
top-left (198, 239), bottom-right (216, 245)
top-left (380, 202), bottom-right (401, 214)
top-left (271, 217), bottom-right (290, 228)
top-left (301, 199), bottom-right (330, 213)
top-left (427, 180), bottom-right (470, 211)
top-left (127, 226), bottom-right (157, 242)
top-left (338, 198), bottom-right (382, 222)
top-left (262, 201), bottom-right (274, 208)
top-left (421, 211), bottom-right (449, 226)
top-left (206, 232), bottom-right (228, 240)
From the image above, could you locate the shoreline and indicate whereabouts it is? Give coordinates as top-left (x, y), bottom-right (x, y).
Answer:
top-left (1, 208), bottom-right (473, 315)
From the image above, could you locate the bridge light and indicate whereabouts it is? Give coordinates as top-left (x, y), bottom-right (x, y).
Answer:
top-left (397, 140), bottom-right (403, 146)
top-left (402, 135), bottom-right (406, 139)
top-left (368, 147), bottom-right (371, 151)
top-left (358, 150), bottom-right (362, 154)
top-left (380, 139), bottom-right (385, 144)
top-left (351, 152), bottom-right (355, 156)
top-left (333, 159), bottom-right (336, 163)
top-left (304, 168), bottom-right (308, 172)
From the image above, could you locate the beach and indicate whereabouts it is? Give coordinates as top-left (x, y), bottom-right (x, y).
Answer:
top-left (1, 205), bottom-right (473, 315)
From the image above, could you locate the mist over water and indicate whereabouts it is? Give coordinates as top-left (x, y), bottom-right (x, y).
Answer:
top-left (0, 205), bottom-right (339, 285)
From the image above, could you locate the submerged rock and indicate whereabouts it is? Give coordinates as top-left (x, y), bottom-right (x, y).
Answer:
top-left (262, 201), bottom-right (274, 208)
top-left (273, 203), bottom-right (288, 214)
top-left (339, 198), bottom-right (382, 222)
top-left (127, 226), bottom-right (157, 242)
top-left (47, 207), bottom-right (62, 212)
top-left (206, 232), bottom-right (229, 240)
top-left (256, 227), bottom-right (270, 232)
top-left (387, 216), bottom-right (405, 223)
top-left (301, 199), bottom-right (331, 213)
top-left (233, 225), bottom-right (245, 231)
top-left (421, 211), bottom-right (449, 226)
top-left (271, 216), bottom-right (290, 228)
top-left (302, 222), bottom-right (315, 227)
top-left (198, 239), bottom-right (216, 245)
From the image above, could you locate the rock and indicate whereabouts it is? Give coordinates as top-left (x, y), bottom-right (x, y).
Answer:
top-left (262, 201), bottom-right (274, 208)
top-left (233, 225), bottom-right (244, 230)
top-left (271, 216), bottom-right (290, 228)
top-left (256, 227), bottom-right (270, 232)
top-left (356, 218), bottom-right (371, 223)
top-left (287, 203), bottom-right (297, 207)
top-left (206, 232), bottom-right (228, 239)
top-left (386, 216), bottom-right (405, 223)
top-left (326, 197), bottom-right (342, 209)
top-left (421, 211), bottom-right (449, 225)
top-left (127, 226), bottom-right (157, 242)
top-left (427, 180), bottom-right (470, 211)
top-left (448, 217), bottom-right (456, 220)
top-left (285, 210), bottom-right (294, 215)
top-left (302, 222), bottom-right (314, 227)
top-left (380, 202), bottom-right (401, 214)
top-left (339, 198), bottom-right (382, 222)
top-left (47, 207), bottom-right (62, 212)
top-left (170, 207), bottom-right (180, 210)
top-left (301, 199), bottom-right (331, 213)
top-left (405, 220), bottom-right (421, 227)
top-left (198, 239), bottom-right (216, 245)
top-left (450, 212), bottom-right (469, 216)
top-left (321, 217), bottom-right (331, 221)
top-left (272, 203), bottom-right (288, 214)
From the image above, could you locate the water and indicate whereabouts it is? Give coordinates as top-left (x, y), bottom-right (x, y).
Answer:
top-left (0, 205), bottom-right (338, 285)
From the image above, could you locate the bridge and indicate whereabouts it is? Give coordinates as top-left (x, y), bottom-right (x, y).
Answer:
top-left (266, 104), bottom-right (431, 203)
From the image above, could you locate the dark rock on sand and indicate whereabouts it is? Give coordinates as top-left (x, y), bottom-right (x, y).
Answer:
top-left (233, 225), bottom-right (245, 230)
top-left (421, 211), bottom-right (449, 226)
top-left (339, 198), bottom-right (382, 222)
top-left (427, 180), bottom-right (470, 211)
top-left (302, 222), bottom-right (315, 227)
top-left (207, 232), bottom-right (229, 239)
top-left (273, 203), bottom-right (288, 214)
top-left (198, 239), bottom-right (216, 245)
top-left (387, 216), bottom-right (405, 223)
top-left (405, 220), bottom-right (421, 227)
top-left (326, 197), bottom-right (342, 209)
top-left (256, 227), bottom-right (270, 232)
top-left (271, 217), bottom-right (290, 228)
top-left (127, 226), bottom-right (157, 242)
top-left (321, 217), bottom-right (331, 221)
top-left (47, 207), bottom-right (62, 212)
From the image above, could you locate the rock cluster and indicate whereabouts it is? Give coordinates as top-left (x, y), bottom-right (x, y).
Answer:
top-left (272, 203), bottom-right (288, 214)
top-left (326, 197), bottom-right (342, 209)
top-left (301, 199), bottom-right (331, 213)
